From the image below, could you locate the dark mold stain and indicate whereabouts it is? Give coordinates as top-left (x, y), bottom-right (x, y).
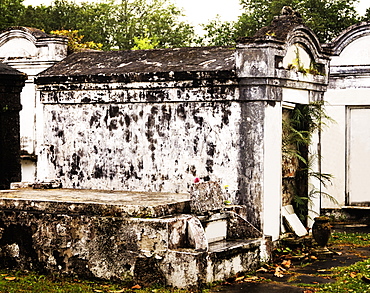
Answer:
top-left (124, 114), bottom-right (131, 127)
top-left (125, 130), bottom-right (131, 142)
top-left (186, 165), bottom-right (197, 176)
top-left (176, 104), bottom-right (186, 120)
top-left (149, 144), bottom-right (156, 152)
top-left (146, 115), bottom-right (155, 129)
top-left (93, 165), bottom-right (105, 179)
top-left (151, 106), bottom-right (158, 115)
top-left (193, 136), bottom-right (199, 153)
top-left (206, 159), bottom-right (213, 173)
top-left (206, 142), bottom-right (216, 157)
top-left (89, 111), bottom-right (102, 127)
top-left (70, 153), bottom-right (81, 179)
top-left (109, 120), bottom-right (118, 131)
top-left (109, 105), bottom-right (120, 117)
top-left (222, 108), bottom-right (232, 125)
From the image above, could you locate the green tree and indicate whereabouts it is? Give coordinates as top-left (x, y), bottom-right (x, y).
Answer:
top-left (297, 0), bottom-right (360, 42)
top-left (200, 0), bottom-right (361, 46)
top-left (0, 0), bottom-right (25, 30)
top-left (196, 16), bottom-right (239, 46)
top-left (17, 0), bottom-right (194, 51)
top-left (360, 7), bottom-right (370, 22)
top-left (50, 29), bottom-right (103, 54)
top-left (19, 4), bottom-right (51, 31)
top-left (111, 0), bottom-right (194, 50)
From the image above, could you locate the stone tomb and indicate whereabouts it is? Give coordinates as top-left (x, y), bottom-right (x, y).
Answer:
top-left (0, 10), bottom-right (330, 288)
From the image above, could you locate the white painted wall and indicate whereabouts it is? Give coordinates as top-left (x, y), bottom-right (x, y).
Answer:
top-left (330, 36), bottom-right (370, 66)
top-left (263, 102), bottom-right (282, 240)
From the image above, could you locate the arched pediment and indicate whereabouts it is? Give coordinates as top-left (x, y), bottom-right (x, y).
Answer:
top-left (0, 27), bottom-right (67, 61)
top-left (244, 9), bottom-right (330, 75)
top-left (0, 28), bottom-right (38, 58)
top-left (325, 22), bottom-right (370, 66)
top-left (284, 25), bottom-right (325, 66)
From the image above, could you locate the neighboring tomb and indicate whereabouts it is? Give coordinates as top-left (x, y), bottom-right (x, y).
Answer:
top-left (321, 22), bottom-right (370, 210)
top-left (0, 27), bottom-right (67, 182)
top-left (0, 63), bottom-right (26, 189)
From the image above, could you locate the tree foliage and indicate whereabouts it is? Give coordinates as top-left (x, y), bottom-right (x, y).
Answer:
top-left (201, 0), bottom-right (363, 46)
top-left (195, 16), bottom-right (239, 46)
top-left (0, 0), bottom-right (195, 51)
top-left (0, 0), bottom-right (25, 29)
top-left (50, 30), bottom-right (103, 54)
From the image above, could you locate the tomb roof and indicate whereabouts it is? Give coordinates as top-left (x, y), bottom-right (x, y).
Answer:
top-left (37, 46), bottom-right (236, 82)
top-left (0, 62), bottom-right (26, 76)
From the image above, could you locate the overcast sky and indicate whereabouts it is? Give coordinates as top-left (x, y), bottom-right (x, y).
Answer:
top-left (23, 0), bottom-right (370, 31)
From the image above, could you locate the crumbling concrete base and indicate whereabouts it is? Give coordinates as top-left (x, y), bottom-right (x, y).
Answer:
top-left (0, 188), bottom-right (271, 288)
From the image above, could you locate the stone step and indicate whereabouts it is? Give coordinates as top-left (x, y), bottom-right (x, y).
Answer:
top-left (208, 238), bottom-right (262, 253)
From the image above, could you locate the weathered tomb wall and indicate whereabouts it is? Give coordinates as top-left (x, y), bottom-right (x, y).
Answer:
top-left (37, 69), bottom-right (249, 203)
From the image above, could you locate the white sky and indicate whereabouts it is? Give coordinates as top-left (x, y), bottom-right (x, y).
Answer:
top-left (23, 0), bottom-right (370, 31)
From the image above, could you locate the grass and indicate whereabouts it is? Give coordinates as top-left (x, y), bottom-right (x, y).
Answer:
top-left (313, 232), bottom-right (370, 292)
top-left (331, 232), bottom-right (370, 247)
top-left (317, 258), bottom-right (370, 293)
top-left (0, 271), bottom-right (191, 293)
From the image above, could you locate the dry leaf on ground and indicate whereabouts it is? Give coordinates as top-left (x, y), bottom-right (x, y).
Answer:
top-left (256, 267), bottom-right (269, 273)
top-left (282, 259), bottom-right (291, 268)
top-left (274, 266), bottom-right (285, 278)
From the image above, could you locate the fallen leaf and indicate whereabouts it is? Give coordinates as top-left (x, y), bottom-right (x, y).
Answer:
top-left (93, 290), bottom-right (103, 293)
top-left (274, 266), bottom-right (285, 278)
top-left (256, 267), bottom-right (269, 273)
top-left (131, 284), bottom-right (142, 289)
top-left (310, 255), bottom-right (318, 260)
top-left (4, 277), bottom-right (16, 281)
top-left (244, 276), bottom-right (259, 282)
top-left (235, 276), bottom-right (244, 281)
top-left (303, 290), bottom-right (314, 293)
top-left (109, 289), bottom-right (126, 293)
top-left (350, 272), bottom-right (357, 278)
top-left (282, 259), bottom-right (291, 268)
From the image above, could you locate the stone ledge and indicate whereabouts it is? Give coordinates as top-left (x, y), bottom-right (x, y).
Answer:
top-left (0, 188), bottom-right (190, 218)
